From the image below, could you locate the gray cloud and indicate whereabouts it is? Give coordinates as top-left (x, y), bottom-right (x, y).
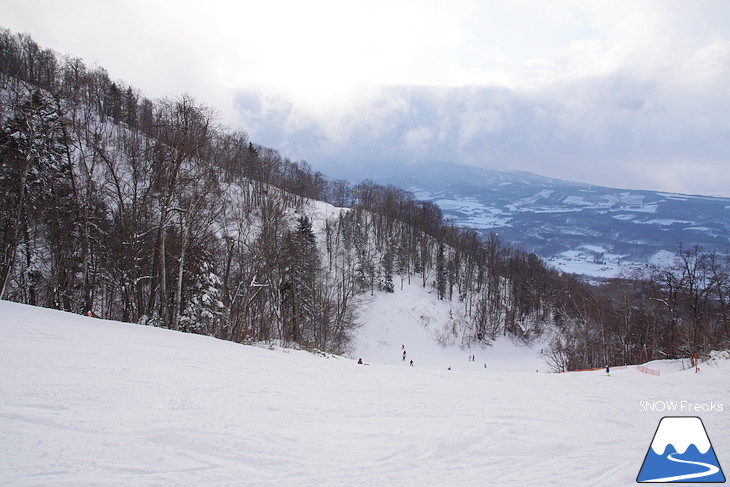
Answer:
top-left (236, 61), bottom-right (730, 195)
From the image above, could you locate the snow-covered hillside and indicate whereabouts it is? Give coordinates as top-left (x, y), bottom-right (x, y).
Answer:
top-left (351, 281), bottom-right (549, 373)
top-left (1, 299), bottom-right (728, 486)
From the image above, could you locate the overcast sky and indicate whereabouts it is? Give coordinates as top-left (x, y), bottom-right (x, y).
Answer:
top-left (3, 0), bottom-right (730, 195)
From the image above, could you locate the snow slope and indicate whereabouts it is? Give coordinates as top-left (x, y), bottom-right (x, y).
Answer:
top-left (1, 299), bottom-right (728, 487)
top-left (351, 282), bottom-right (549, 373)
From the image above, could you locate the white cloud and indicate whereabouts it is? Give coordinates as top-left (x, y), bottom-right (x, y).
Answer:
top-left (403, 126), bottom-right (435, 154)
top-left (2, 0), bottom-right (729, 194)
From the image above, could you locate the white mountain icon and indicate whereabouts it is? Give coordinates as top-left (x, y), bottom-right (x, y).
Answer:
top-left (651, 417), bottom-right (711, 455)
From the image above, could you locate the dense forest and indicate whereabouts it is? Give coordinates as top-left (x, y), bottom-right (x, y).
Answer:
top-left (1, 28), bottom-right (728, 369)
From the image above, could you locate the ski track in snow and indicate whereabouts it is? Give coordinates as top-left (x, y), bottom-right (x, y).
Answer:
top-left (643, 453), bottom-right (720, 482)
top-left (0, 297), bottom-right (728, 487)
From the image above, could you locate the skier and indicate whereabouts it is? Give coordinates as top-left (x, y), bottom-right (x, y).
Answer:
top-left (409, 360), bottom-right (413, 367)
top-left (358, 358), bottom-right (363, 365)
top-left (605, 365), bottom-right (610, 376)
top-left (403, 350), bottom-right (407, 361)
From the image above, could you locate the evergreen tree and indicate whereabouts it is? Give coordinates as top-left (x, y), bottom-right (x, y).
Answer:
top-left (123, 87), bottom-right (138, 127)
top-left (0, 89), bottom-right (67, 299)
top-left (436, 243), bottom-right (447, 300)
top-left (382, 242), bottom-right (394, 293)
top-left (179, 259), bottom-right (227, 336)
top-left (281, 215), bottom-right (320, 344)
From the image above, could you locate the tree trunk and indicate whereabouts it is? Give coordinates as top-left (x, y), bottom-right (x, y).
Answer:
top-left (0, 153), bottom-right (32, 299)
top-left (171, 210), bottom-right (192, 331)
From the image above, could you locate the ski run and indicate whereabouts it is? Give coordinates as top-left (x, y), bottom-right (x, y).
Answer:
top-left (1, 294), bottom-right (728, 486)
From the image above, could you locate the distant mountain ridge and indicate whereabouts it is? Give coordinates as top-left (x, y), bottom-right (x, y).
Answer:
top-left (348, 161), bottom-right (730, 277)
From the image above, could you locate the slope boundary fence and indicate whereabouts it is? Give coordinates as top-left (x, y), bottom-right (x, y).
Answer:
top-left (637, 365), bottom-right (661, 376)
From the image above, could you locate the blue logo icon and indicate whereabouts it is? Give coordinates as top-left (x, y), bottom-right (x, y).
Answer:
top-left (637, 416), bottom-right (725, 483)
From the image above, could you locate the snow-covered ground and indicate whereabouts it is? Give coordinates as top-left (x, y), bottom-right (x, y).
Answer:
top-left (1, 297), bottom-right (728, 486)
top-left (351, 282), bottom-right (548, 373)
top-left (546, 248), bottom-right (682, 280)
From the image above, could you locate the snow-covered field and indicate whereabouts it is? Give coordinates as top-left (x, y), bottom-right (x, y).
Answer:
top-left (1, 297), bottom-right (728, 486)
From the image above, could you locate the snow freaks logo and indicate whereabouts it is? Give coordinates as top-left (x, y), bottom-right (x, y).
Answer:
top-left (637, 416), bottom-right (725, 483)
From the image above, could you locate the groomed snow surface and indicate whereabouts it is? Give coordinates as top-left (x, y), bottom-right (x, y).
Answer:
top-left (1, 287), bottom-right (728, 486)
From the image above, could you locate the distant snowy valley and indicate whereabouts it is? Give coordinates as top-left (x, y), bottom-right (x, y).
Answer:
top-left (345, 162), bottom-right (730, 278)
